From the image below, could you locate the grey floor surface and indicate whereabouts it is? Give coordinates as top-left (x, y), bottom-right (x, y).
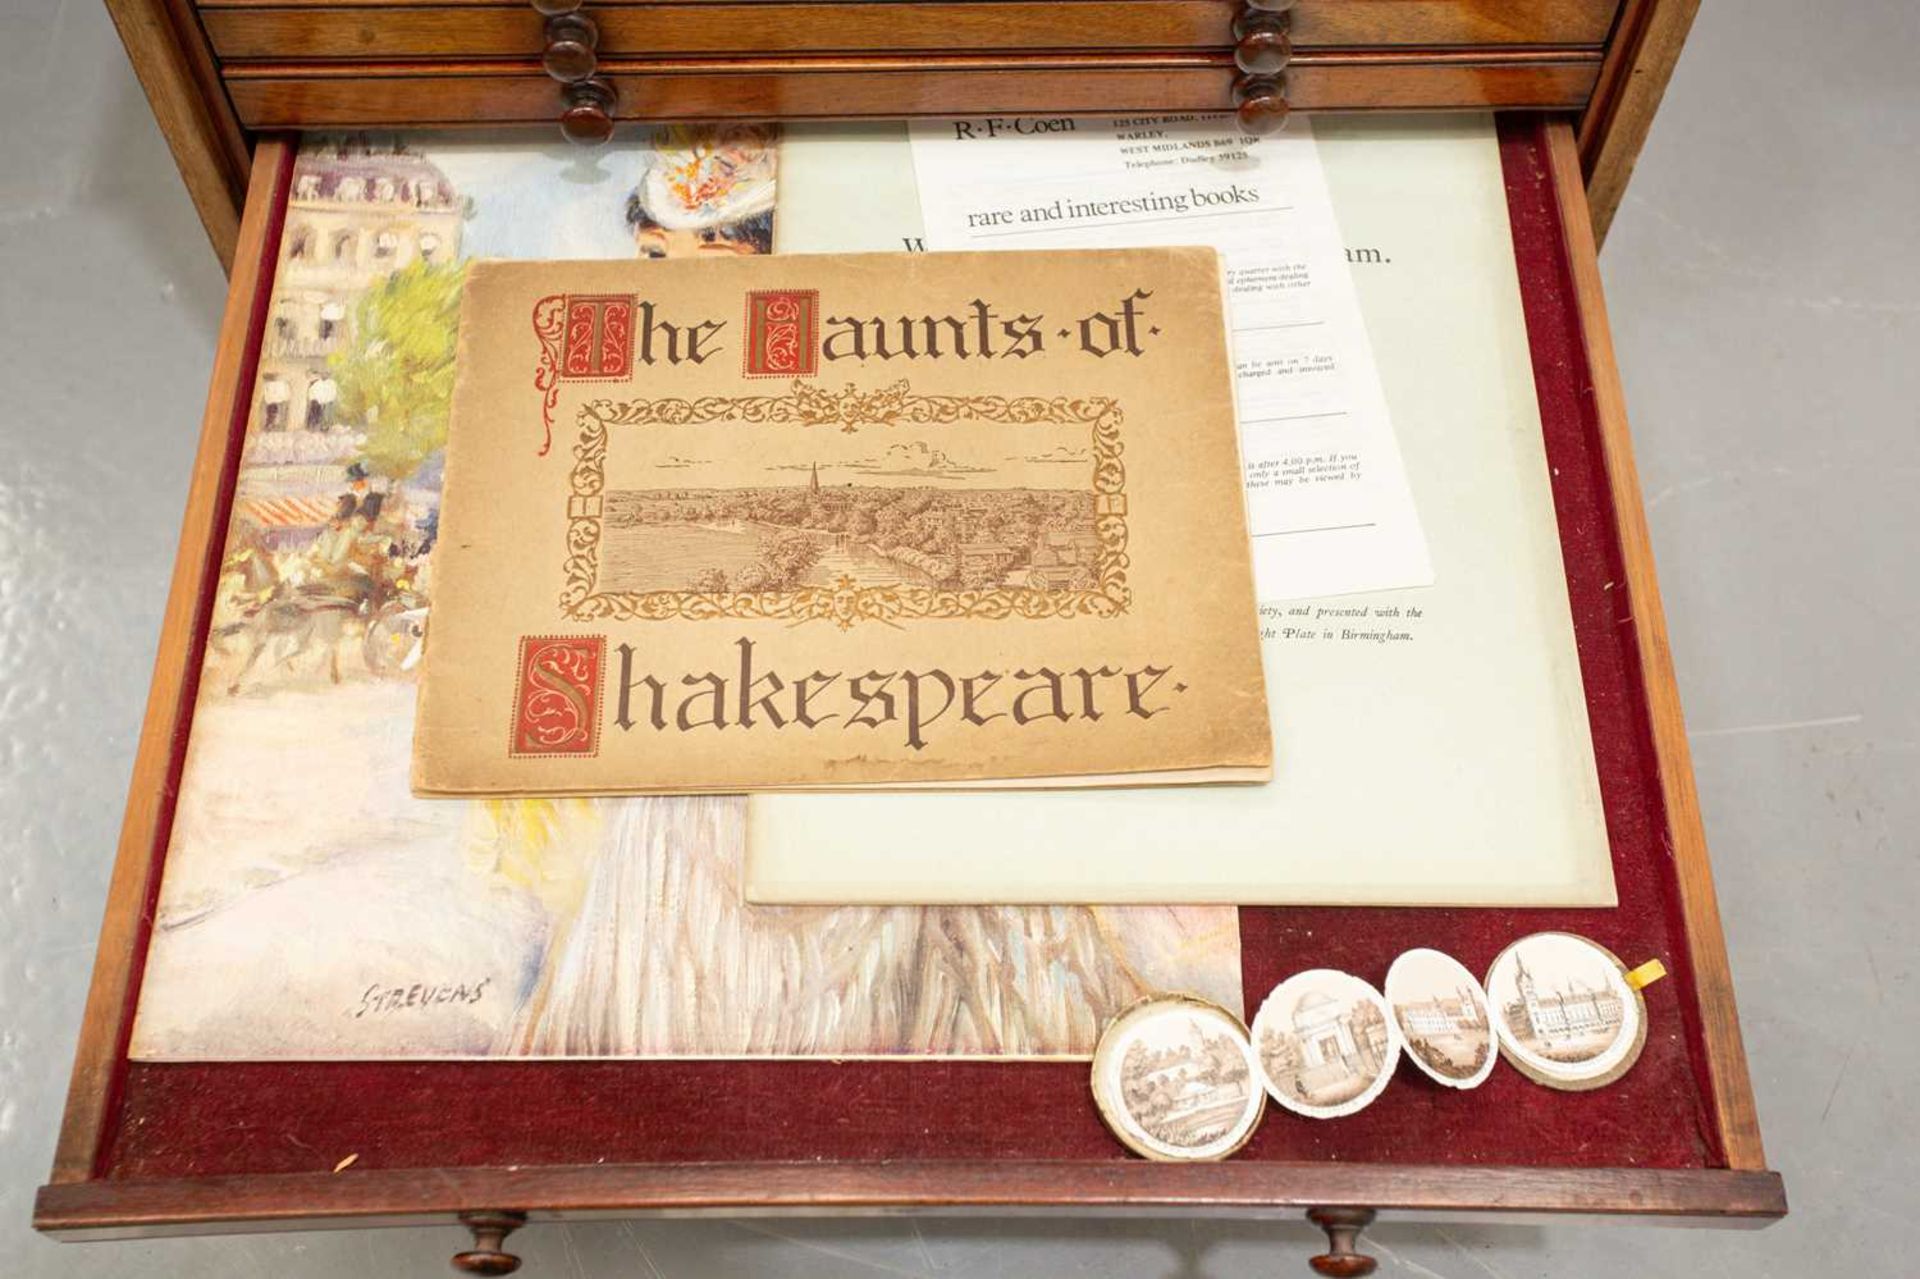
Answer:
top-left (3, 0), bottom-right (1915, 1274)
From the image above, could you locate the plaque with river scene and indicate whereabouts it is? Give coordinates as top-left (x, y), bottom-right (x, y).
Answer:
top-left (1091, 995), bottom-right (1265, 1162)
top-left (414, 250), bottom-right (1271, 796)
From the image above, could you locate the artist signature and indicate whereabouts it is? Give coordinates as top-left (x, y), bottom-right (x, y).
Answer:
top-left (352, 977), bottom-right (493, 1018)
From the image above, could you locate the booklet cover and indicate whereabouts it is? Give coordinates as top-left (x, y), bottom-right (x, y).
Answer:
top-left (413, 249), bottom-right (1271, 796)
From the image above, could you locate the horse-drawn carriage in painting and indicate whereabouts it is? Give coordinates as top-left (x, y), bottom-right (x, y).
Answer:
top-left (213, 506), bottom-right (431, 693)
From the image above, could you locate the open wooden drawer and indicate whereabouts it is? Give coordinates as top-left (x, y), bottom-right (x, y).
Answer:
top-left (33, 115), bottom-right (1783, 1275)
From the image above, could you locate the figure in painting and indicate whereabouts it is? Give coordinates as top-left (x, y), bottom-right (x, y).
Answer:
top-left (626, 125), bottom-right (777, 258)
top-left (310, 461), bottom-right (378, 572)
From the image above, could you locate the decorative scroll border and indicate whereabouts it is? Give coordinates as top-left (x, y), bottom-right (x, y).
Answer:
top-left (558, 380), bottom-right (1129, 628)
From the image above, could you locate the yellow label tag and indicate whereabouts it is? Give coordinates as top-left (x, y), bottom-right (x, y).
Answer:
top-left (1624, 959), bottom-right (1667, 991)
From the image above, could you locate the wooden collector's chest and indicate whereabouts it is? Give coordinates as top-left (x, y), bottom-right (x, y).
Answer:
top-left (40, 1), bottom-right (1787, 1274)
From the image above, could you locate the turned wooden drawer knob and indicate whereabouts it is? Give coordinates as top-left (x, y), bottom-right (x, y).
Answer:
top-left (1233, 73), bottom-right (1290, 134)
top-left (1234, 25), bottom-right (1292, 76)
top-left (559, 76), bottom-right (616, 145)
top-left (453, 1211), bottom-right (528, 1276)
top-left (542, 11), bottom-right (599, 82)
top-left (1231, 0), bottom-right (1294, 134)
top-left (1307, 1208), bottom-right (1379, 1278)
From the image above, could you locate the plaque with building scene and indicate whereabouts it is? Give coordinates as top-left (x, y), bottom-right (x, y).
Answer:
top-left (1252, 969), bottom-right (1401, 1119)
top-left (1484, 932), bottom-right (1647, 1090)
top-left (129, 129), bottom-right (1245, 1063)
top-left (1384, 947), bottom-right (1497, 1089)
top-left (1091, 995), bottom-right (1264, 1161)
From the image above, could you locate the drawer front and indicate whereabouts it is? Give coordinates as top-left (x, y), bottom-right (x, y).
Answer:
top-left (222, 53), bottom-right (1602, 127)
top-left (199, 0), bottom-right (1622, 61)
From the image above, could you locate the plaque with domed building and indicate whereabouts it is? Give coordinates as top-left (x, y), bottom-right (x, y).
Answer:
top-left (414, 248), bottom-right (1271, 796)
top-left (1251, 969), bottom-right (1400, 1120)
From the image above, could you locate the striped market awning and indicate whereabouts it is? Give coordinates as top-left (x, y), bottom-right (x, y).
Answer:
top-left (235, 494), bottom-right (339, 529)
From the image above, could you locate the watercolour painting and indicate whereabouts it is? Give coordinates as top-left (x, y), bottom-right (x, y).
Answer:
top-left (127, 128), bottom-right (1243, 1061)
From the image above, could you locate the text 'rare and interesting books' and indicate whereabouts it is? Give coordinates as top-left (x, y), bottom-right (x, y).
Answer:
top-left (412, 248), bottom-right (1271, 796)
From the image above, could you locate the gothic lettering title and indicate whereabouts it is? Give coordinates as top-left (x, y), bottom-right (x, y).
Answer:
top-left (632, 288), bottom-right (1159, 367)
top-left (614, 638), bottom-right (1186, 752)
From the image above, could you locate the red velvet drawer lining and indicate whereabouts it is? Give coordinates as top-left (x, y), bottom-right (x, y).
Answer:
top-left (96, 116), bottom-right (1722, 1181)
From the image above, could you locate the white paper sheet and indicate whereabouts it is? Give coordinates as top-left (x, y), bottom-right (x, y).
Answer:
top-left (906, 114), bottom-right (1432, 600)
top-left (752, 116), bottom-right (1613, 906)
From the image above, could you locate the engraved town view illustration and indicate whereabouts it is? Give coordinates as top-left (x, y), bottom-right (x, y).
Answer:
top-left (1258, 986), bottom-right (1392, 1109)
top-left (598, 440), bottom-right (1102, 596)
top-left (1118, 1015), bottom-right (1256, 1152)
top-left (1392, 978), bottom-right (1492, 1083)
top-left (1497, 940), bottom-right (1628, 1064)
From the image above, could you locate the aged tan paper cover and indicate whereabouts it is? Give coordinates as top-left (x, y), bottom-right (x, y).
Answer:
top-left (413, 249), bottom-right (1270, 795)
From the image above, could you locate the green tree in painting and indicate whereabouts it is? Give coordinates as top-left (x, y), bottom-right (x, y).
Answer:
top-left (329, 259), bottom-right (469, 481)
